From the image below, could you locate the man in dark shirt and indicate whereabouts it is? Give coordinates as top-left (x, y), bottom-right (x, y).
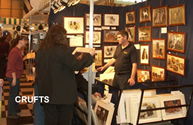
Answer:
top-left (97, 30), bottom-right (137, 90)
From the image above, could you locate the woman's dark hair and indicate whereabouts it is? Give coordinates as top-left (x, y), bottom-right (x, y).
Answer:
top-left (10, 35), bottom-right (28, 50)
top-left (0, 36), bottom-right (6, 42)
top-left (38, 24), bottom-right (68, 51)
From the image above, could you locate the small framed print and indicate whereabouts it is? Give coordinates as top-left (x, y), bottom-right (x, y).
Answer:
top-left (140, 5), bottom-right (151, 23)
top-left (138, 26), bottom-right (151, 42)
top-left (167, 31), bottom-right (186, 53)
top-left (126, 10), bottom-right (136, 25)
top-left (69, 35), bottom-right (83, 47)
top-left (137, 69), bottom-right (151, 82)
top-left (125, 26), bottom-right (135, 43)
top-left (152, 39), bottom-right (165, 59)
top-left (63, 17), bottom-right (84, 34)
top-left (84, 30), bottom-right (101, 44)
top-left (103, 45), bottom-right (117, 58)
top-left (95, 49), bottom-right (103, 67)
top-left (104, 14), bottom-right (119, 26)
top-left (103, 30), bottom-right (119, 43)
top-left (152, 6), bottom-right (167, 27)
top-left (167, 53), bottom-right (186, 76)
top-left (151, 65), bottom-right (165, 82)
top-left (85, 13), bottom-right (102, 26)
top-left (169, 4), bottom-right (185, 26)
top-left (140, 44), bottom-right (149, 65)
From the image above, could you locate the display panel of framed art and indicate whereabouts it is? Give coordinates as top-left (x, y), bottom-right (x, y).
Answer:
top-left (125, 26), bottom-right (135, 43)
top-left (94, 100), bottom-right (114, 125)
top-left (169, 4), bottom-right (185, 26)
top-left (167, 31), bottom-right (186, 53)
top-left (137, 69), bottom-right (150, 82)
top-left (103, 45), bottom-right (117, 58)
top-left (139, 5), bottom-right (151, 23)
top-left (152, 39), bottom-right (165, 59)
top-left (151, 65), bottom-right (165, 81)
top-left (85, 13), bottom-right (102, 26)
top-left (84, 30), bottom-right (101, 44)
top-left (95, 49), bottom-right (103, 67)
top-left (125, 10), bottom-right (136, 25)
top-left (152, 6), bottom-right (167, 27)
top-left (69, 35), bottom-right (83, 47)
top-left (140, 44), bottom-right (149, 65)
top-left (103, 30), bottom-right (119, 43)
top-left (104, 14), bottom-right (119, 26)
top-left (63, 17), bottom-right (84, 34)
top-left (138, 26), bottom-right (151, 42)
top-left (166, 53), bottom-right (185, 76)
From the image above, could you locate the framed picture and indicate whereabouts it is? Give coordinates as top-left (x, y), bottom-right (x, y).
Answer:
top-left (63, 17), bottom-right (84, 34)
top-left (103, 30), bottom-right (119, 43)
top-left (84, 30), bottom-right (101, 44)
top-left (140, 44), bottom-right (149, 65)
top-left (152, 6), bottom-right (167, 27)
top-left (95, 49), bottom-right (103, 67)
top-left (85, 13), bottom-right (102, 26)
top-left (140, 5), bottom-right (151, 23)
top-left (126, 10), bottom-right (136, 24)
top-left (103, 45), bottom-right (117, 58)
top-left (94, 100), bottom-right (114, 125)
top-left (169, 4), bottom-right (185, 26)
top-left (138, 26), bottom-right (151, 42)
top-left (137, 69), bottom-right (151, 82)
top-left (69, 35), bottom-right (83, 47)
top-left (167, 31), bottom-right (186, 53)
top-left (166, 53), bottom-right (186, 76)
top-left (104, 14), bottom-right (119, 26)
top-left (125, 26), bottom-right (135, 43)
top-left (152, 39), bottom-right (165, 59)
top-left (151, 65), bottom-right (165, 81)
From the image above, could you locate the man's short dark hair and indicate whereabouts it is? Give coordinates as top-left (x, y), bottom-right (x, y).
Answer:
top-left (117, 30), bottom-right (128, 39)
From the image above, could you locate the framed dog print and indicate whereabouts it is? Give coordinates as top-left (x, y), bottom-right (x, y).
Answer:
top-left (63, 17), bottom-right (84, 34)
top-left (152, 39), bottom-right (165, 59)
top-left (125, 26), bottom-right (135, 43)
top-left (167, 31), bottom-right (186, 53)
top-left (169, 4), bottom-right (185, 26)
top-left (151, 65), bottom-right (165, 81)
top-left (140, 44), bottom-right (149, 65)
top-left (104, 14), bottom-right (119, 26)
top-left (152, 6), bottom-right (167, 27)
top-left (137, 69), bottom-right (151, 82)
top-left (95, 49), bottom-right (103, 67)
top-left (103, 30), bottom-right (119, 43)
top-left (84, 30), bottom-right (101, 44)
top-left (140, 5), bottom-right (151, 23)
top-left (138, 26), bottom-right (151, 42)
top-left (167, 53), bottom-right (186, 76)
top-left (85, 13), bottom-right (102, 26)
top-left (126, 10), bottom-right (136, 25)
top-left (103, 45), bottom-right (117, 58)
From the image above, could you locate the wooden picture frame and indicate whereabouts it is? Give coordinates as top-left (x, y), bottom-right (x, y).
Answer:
top-left (166, 53), bottom-right (186, 76)
top-left (103, 45), bottom-right (117, 59)
top-left (140, 44), bottom-right (150, 65)
top-left (103, 30), bottom-right (119, 43)
top-left (63, 17), bottom-right (84, 34)
top-left (85, 13), bottom-right (102, 26)
top-left (140, 5), bottom-right (151, 23)
top-left (95, 49), bottom-right (103, 67)
top-left (151, 65), bottom-right (165, 81)
top-left (125, 26), bottom-right (135, 43)
top-left (167, 31), bottom-right (186, 53)
top-left (138, 26), bottom-right (151, 42)
top-left (137, 69), bottom-right (151, 82)
top-left (94, 100), bottom-right (114, 125)
top-left (104, 14), bottom-right (119, 26)
top-left (169, 4), bottom-right (186, 26)
top-left (152, 39), bottom-right (166, 59)
top-left (126, 10), bottom-right (136, 25)
top-left (152, 6), bottom-right (167, 27)
top-left (69, 35), bottom-right (83, 47)
top-left (84, 30), bottom-right (101, 44)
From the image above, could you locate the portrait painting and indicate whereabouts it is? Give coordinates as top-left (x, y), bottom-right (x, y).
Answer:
top-left (103, 30), bottom-right (119, 43)
top-left (95, 49), bottom-right (103, 66)
top-left (126, 10), bottom-right (136, 24)
top-left (125, 26), bottom-right (135, 43)
top-left (103, 45), bottom-right (117, 58)
top-left (85, 30), bottom-right (101, 44)
top-left (151, 65), bottom-right (165, 81)
top-left (140, 5), bottom-right (151, 23)
top-left (167, 31), bottom-right (186, 53)
top-left (140, 44), bottom-right (149, 65)
top-left (104, 14), bottom-right (119, 26)
top-left (152, 6), bottom-right (167, 27)
top-left (137, 69), bottom-right (150, 82)
top-left (85, 13), bottom-right (102, 26)
top-left (169, 4), bottom-right (185, 26)
top-left (152, 39), bottom-right (165, 59)
top-left (138, 26), bottom-right (151, 42)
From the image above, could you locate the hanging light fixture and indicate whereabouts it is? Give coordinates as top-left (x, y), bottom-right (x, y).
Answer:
top-left (67, 0), bottom-right (80, 7)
